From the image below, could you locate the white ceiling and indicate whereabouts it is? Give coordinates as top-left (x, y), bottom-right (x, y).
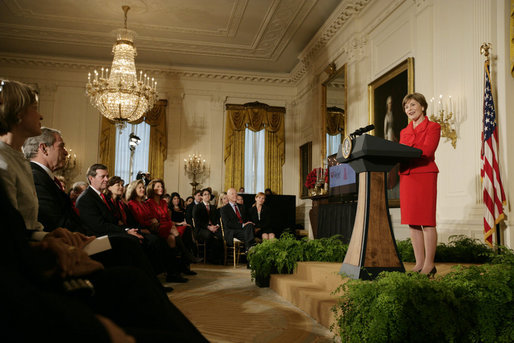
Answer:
top-left (0, 0), bottom-right (343, 74)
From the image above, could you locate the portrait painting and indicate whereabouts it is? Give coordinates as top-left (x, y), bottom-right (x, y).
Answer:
top-left (368, 57), bottom-right (414, 206)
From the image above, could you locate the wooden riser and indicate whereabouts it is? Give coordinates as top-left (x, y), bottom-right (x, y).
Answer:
top-left (270, 261), bottom-right (471, 329)
top-left (270, 262), bottom-right (346, 328)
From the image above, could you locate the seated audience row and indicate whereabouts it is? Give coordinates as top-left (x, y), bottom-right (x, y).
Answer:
top-left (0, 79), bottom-right (207, 341)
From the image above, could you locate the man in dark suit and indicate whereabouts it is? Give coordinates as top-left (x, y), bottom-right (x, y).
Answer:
top-left (0, 181), bottom-right (208, 343)
top-left (220, 187), bottom-right (255, 251)
top-left (75, 163), bottom-right (187, 283)
top-left (185, 189), bottom-right (202, 226)
top-left (23, 128), bottom-right (180, 288)
top-left (193, 188), bottom-right (224, 263)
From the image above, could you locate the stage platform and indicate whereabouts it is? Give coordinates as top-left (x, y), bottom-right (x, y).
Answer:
top-left (270, 261), bottom-right (475, 329)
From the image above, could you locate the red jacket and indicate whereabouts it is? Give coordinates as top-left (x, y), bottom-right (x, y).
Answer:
top-left (399, 118), bottom-right (441, 175)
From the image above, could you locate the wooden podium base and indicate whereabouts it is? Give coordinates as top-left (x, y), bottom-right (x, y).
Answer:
top-left (340, 171), bottom-right (404, 280)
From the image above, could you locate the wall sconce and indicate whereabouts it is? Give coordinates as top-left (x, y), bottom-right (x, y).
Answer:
top-left (55, 148), bottom-right (77, 181)
top-left (184, 154), bottom-right (207, 194)
top-left (429, 95), bottom-right (457, 149)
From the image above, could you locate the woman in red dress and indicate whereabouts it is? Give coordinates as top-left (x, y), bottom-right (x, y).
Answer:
top-left (146, 179), bottom-right (200, 266)
top-left (399, 93), bottom-right (441, 276)
top-left (125, 179), bottom-right (161, 237)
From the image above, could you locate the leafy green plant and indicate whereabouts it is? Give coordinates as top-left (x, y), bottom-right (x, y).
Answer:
top-left (331, 248), bottom-right (514, 342)
top-left (247, 233), bottom-right (348, 285)
top-left (303, 235), bottom-right (347, 262)
top-left (397, 235), bottom-right (493, 263)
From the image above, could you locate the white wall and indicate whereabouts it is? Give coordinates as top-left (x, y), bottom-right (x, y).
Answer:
top-left (296, 0), bottom-right (513, 245)
top-left (1, 0), bottom-right (512, 247)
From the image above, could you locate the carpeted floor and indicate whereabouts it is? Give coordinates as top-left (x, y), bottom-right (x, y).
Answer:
top-left (166, 264), bottom-right (335, 343)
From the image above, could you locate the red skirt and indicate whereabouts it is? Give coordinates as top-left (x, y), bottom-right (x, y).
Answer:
top-left (175, 225), bottom-right (187, 237)
top-left (400, 173), bottom-right (437, 227)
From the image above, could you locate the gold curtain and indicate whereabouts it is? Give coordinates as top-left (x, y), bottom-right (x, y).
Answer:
top-left (98, 99), bottom-right (168, 179)
top-left (326, 106), bottom-right (345, 136)
top-left (224, 105), bottom-right (247, 191)
top-left (224, 102), bottom-right (285, 194)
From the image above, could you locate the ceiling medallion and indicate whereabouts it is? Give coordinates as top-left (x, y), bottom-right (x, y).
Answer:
top-left (86, 6), bottom-right (157, 130)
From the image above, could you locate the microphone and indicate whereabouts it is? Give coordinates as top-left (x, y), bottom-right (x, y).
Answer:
top-left (350, 124), bottom-right (375, 137)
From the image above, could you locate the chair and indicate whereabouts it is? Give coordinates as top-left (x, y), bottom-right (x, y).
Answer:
top-left (192, 218), bottom-right (207, 263)
top-left (220, 218), bottom-right (246, 268)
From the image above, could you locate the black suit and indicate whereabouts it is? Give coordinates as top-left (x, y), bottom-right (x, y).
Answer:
top-left (31, 165), bottom-right (158, 280)
top-left (0, 182), bottom-right (208, 343)
top-left (75, 186), bottom-right (127, 237)
top-left (249, 205), bottom-right (273, 235)
top-left (76, 186), bottom-right (180, 277)
top-left (31, 162), bottom-right (85, 233)
top-left (220, 202), bottom-right (255, 250)
top-left (184, 201), bottom-right (197, 227)
top-left (193, 202), bottom-right (223, 263)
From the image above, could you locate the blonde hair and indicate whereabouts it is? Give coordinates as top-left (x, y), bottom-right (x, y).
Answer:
top-left (0, 80), bottom-right (38, 135)
top-left (125, 180), bottom-right (145, 202)
top-left (217, 192), bottom-right (227, 208)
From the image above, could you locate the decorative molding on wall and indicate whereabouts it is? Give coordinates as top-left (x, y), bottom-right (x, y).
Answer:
top-left (0, 53), bottom-right (294, 85)
top-left (298, 0), bottom-right (372, 68)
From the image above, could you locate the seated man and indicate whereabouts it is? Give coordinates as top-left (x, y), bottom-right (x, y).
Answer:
top-left (0, 181), bottom-right (207, 343)
top-left (219, 188), bottom-right (255, 251)
top-left (192, 188), bottom-right (224, 264)
top-left (23, 128), bottom-right (174, 288)
top-left (76, 163), bottom-right (187, 283)
top-left (185, 190), bottom-right (202, 227)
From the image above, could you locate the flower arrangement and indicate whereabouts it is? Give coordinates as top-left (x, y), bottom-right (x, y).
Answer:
top-left (304, 168), bottom-right (328, 189)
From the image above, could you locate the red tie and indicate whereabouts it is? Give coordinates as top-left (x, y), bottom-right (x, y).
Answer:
top-left (54, 176), bottom-right (64, 192)
top-left (205, 203), bottom-right (210, 212)
top-left (234, 204), bottom-right (243, 224)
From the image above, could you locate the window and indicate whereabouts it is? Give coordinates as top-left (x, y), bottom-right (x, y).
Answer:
top-left (244, 128), bottom-right (265, 193)
top-left (114, 122), bottom-right (151, 182)
top-left (326, 133), bottom-right (342, 157)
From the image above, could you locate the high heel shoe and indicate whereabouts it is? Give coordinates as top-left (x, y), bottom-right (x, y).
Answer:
top-left (424, 266), bottom-right (437, 278)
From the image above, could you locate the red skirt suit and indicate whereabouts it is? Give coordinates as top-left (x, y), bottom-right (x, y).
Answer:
top-left (145, 198), bottom-right (174, 239)
top-left (399, 118), bottom-right (441, 226)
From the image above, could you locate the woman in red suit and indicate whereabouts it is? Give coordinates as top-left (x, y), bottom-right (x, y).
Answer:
top-left (399, 92), bottom-right (441, 277)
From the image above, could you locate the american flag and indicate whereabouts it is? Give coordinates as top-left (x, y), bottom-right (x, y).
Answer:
top-left (480, 60), bottom-right (506, 247)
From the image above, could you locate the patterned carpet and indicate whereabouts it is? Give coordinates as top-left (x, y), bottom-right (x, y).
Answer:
top-left (167, 264), bottom-right (335, 343)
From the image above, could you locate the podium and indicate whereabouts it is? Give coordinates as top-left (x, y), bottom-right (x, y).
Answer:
top-left (336, 134), bottom-right (421, 280)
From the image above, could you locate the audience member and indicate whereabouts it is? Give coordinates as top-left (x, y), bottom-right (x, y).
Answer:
top-left (217, 191), bottom-right (228, 209)
top-left (76, 164), bottom-right (187, 283)
top-left (193, 188), bottom-right (224, 264)
top-left (0, 180), bottom-right (208, 342)
top-left (236, 194), bottom-right (244, 205)
top-left (185, 190), bottom-right (202, 226)
top-left (249, 192), bottom-right (274, 240)
top-left (220, 188), bottom-right (255, 251)
top-left (264, 188), bottom-right (273, 196)
top-left (70, 181), bottom-right (87, 207)
top-left (238, 187), bottom-right (245, 193)
top-left (184, 196), bottom-right (194, 207)
top-left (169, 192), bottom-right (191, 236)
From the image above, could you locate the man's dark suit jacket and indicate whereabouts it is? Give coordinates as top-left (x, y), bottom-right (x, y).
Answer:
top-left (220, 202), bottom-right (248, 243)
top-left (31, 162), bottom-right (86, 234)
top-left (75, 186), bottom-right (127, 237)
top-left (192, 202), bottom-right (219, 233)
top-left (184, 201), bottom-right (197, 226)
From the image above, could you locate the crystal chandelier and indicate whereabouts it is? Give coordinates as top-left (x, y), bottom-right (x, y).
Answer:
top-left (86, 6), bottom-right (157, 129)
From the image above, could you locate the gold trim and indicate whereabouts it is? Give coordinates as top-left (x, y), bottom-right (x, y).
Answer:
top-left (368, 57), bottom-right (414, 134)
top-left (321, 63), bottom-right (347, 164)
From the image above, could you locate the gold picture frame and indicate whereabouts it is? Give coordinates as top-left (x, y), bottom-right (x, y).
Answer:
top-left (368, 57), bottom-right (414, 207)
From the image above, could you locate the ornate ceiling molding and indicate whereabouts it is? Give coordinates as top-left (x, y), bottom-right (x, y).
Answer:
top-left (0, 53), bottom-right (294, 85)
top-left (297, 0), bottom-right (372, 68)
